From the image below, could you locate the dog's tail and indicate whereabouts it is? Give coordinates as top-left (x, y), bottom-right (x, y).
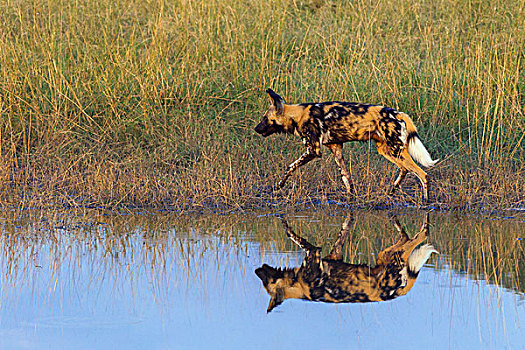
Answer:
top-left (407, 244), bottom-right (439, 275)
top-left (396, 243), bottom-right (438, 296)
top-left (398, 113), bottom-right (438, 168)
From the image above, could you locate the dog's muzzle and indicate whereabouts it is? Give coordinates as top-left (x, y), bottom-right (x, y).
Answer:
top-left (254, 121), bottom-right (269, 136)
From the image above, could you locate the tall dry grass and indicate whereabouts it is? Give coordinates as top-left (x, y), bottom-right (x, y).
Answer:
top-left (0, 0), bottom-right (523, 210)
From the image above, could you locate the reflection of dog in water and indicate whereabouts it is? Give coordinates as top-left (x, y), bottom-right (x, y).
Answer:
top-left (255, 214), bottom-right (438, 313)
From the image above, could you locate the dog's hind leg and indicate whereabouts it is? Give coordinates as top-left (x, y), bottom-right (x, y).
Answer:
top-left (389, 169), bottom-right (408, 195)
top-left (326, 143), bottom-right (354, 196)
top-left (397, 149), bottom-right (429, 202)
top-left (377, 142), bottom-right (429, 202)
top-left (376, 141), bottom-right (407, 196)
top-left (390, 215), bottom-right (410, 242)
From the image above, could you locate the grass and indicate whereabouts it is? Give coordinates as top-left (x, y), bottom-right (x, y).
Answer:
top-left (0, 0), bottom-right (523, 210)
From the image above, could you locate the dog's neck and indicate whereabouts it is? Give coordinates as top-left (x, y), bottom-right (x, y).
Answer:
top-left (282, 104), bottom-right (310, 131)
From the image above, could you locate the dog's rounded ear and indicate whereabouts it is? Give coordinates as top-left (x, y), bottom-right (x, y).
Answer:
top-left (255, 266), bottom-right (270, 285)
top-left (266, 88), bottom-right (285, 115)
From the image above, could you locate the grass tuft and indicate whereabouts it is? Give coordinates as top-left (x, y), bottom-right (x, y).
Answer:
top-left (0, 0), bottom-right (523, 210)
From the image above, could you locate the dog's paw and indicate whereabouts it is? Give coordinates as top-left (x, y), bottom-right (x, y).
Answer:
top-left (276, 180), bottom-right (286, 189)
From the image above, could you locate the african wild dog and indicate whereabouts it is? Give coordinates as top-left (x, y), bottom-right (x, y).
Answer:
top-left (255, 214), bottom-right (437, 312)
top-left (254, 89), bottom-right (439, 201)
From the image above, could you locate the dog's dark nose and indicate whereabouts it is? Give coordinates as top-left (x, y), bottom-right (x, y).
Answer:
top-left (254, 122), bottom-right (265, 134)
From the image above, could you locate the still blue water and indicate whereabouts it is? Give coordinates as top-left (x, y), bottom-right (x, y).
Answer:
top-left (0, 210), bottom-right (523, 349)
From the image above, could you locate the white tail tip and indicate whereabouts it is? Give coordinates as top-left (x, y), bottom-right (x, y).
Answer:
top-left (407, 244), bottom-right (439, 274)
top-left (408, 137), bottom-right (438, 168)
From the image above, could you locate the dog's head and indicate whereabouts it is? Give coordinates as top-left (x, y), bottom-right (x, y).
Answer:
top-left (254, 89), bottom-right (290, 137)
top-left (255, 264), bottom-right (302, 313)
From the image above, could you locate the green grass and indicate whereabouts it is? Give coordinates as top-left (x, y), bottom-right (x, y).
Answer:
top-left (0, 0), bottom-right (523, 210)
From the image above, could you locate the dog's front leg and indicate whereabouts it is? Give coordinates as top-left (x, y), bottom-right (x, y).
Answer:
top-left (324, 214), bottom-right (353, 260)
top-left (326, 143), bottom-right (354, 195)
top-left (281, 217), bottom-right (319, 252)
top-left (276, 146), bottom-right (319, 189)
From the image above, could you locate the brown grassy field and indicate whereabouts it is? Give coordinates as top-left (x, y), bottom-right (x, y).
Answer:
top-left (0, 0), bottom-right (523, 211)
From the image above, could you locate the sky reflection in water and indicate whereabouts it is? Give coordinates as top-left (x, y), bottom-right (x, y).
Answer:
top-left (0, 210), bottom-right (523, 349)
